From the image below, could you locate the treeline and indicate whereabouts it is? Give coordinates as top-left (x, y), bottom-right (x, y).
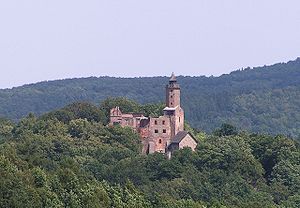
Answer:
top-left (0, 101), bottom-right (299, 207)
top-left (0, 58), bottom-right (299, 137)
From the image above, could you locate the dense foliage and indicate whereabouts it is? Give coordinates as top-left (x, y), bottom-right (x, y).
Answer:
top-left (0, 102), bottom-right (299, 207)
top-left (0, 59), bottom-right (300, 138)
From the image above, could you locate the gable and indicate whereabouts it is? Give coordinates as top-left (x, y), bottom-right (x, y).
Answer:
top-left (178, 134), bottom-right (198, 151)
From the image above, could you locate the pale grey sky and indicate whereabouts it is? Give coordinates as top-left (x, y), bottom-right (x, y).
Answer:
top-left (0, 0), bottom-right (299, 89)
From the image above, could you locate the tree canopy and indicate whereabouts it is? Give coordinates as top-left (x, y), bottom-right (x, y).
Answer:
top-left (0, 102), bottom-right (299, 207)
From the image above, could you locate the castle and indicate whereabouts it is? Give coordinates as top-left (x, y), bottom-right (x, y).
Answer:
top-left (110, 73), bottom-right (197, 155)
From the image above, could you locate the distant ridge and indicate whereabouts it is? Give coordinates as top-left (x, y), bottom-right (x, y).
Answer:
top-left (0, 58), bottom-right (299, 137)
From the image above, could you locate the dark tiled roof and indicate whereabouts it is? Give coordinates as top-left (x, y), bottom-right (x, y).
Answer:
top-left (170, 131), bottom-right (198, 144)
top-left (170, 131), bottom-right (189, 144)
top-left (139, 118), bottom-right (150, 128)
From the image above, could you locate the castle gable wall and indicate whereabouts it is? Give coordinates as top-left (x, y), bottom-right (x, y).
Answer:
top-left (179, 134), bottom-right (198, 151)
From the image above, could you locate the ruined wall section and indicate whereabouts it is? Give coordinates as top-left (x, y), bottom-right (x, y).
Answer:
top-left (110, 107), bottom-right (123, 125)
top-left (110, 107), bottom-right (144, 131)
top-left (141, 115), bottom-right (172, 153)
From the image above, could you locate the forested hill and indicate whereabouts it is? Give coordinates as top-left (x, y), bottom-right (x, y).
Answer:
top-left (1, 58), bottom-right (300, 137)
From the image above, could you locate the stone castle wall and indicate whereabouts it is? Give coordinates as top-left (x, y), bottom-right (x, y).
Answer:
top-left (147, 116), bottom-right (172, 153)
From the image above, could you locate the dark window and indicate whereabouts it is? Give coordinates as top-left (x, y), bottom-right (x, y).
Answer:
top-left (179, 117), bottom-right (180, 122)
top-left (163, 129), bottom-right (166, 133)
top-left (170, 95), bottom-right (173, 98)
top-left (162, 120), bottom-right (165, 125)
top-left (159, 139), bottom-right (162, 144)
top-left (171, 102), bottom-right (173, 105)
top-left (155, 129), bottom-right (158, 133)
top-left (165, 111), bottom-right (174, 116)
top-left (154, 120), bottom-right (157, 125)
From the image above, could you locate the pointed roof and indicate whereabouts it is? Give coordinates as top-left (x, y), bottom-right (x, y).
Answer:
top-left (171, 131), bottom-right (188, 143)
top-left (169, 72), bottom-right (177, 82)
top-left (170, 131), bottom-right (198, 144)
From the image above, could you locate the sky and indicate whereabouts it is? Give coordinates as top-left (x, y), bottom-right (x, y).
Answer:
top-left (0, 0), bottom-right (299, 89)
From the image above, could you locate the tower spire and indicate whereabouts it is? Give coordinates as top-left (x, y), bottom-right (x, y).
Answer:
top-left (170, 72), bottom-right (177, 82)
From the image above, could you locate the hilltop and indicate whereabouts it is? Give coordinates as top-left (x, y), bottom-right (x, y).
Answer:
top-left (0, 101), bottom-right (300, 207)
top-left (0, 58), bottom-right (299, 137)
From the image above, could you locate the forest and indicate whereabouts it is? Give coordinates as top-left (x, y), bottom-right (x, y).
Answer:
top-left (0, 58), bottom-right (299, 138)
top-left (0, 100), bottom-right (299, 207)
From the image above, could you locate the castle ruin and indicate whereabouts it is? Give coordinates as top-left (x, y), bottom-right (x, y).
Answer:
top-left (110, 73), bottom-right (197, 155)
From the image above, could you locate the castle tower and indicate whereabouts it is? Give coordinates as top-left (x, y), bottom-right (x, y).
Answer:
top-left (164, 73), bottom-right (184, 138)
top-left (166, 72), bottom-right (181, 108)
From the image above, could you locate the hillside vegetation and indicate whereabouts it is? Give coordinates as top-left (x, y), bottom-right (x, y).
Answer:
top-left (0, 102), bottom-right (300, 207)
top-left (0, 58), bottom-right (299, 137)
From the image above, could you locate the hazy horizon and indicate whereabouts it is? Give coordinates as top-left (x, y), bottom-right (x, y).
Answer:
top-left (1, 0), bottom-right (299, 89)
top-left (0, 57), bottom-right (298, 90)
